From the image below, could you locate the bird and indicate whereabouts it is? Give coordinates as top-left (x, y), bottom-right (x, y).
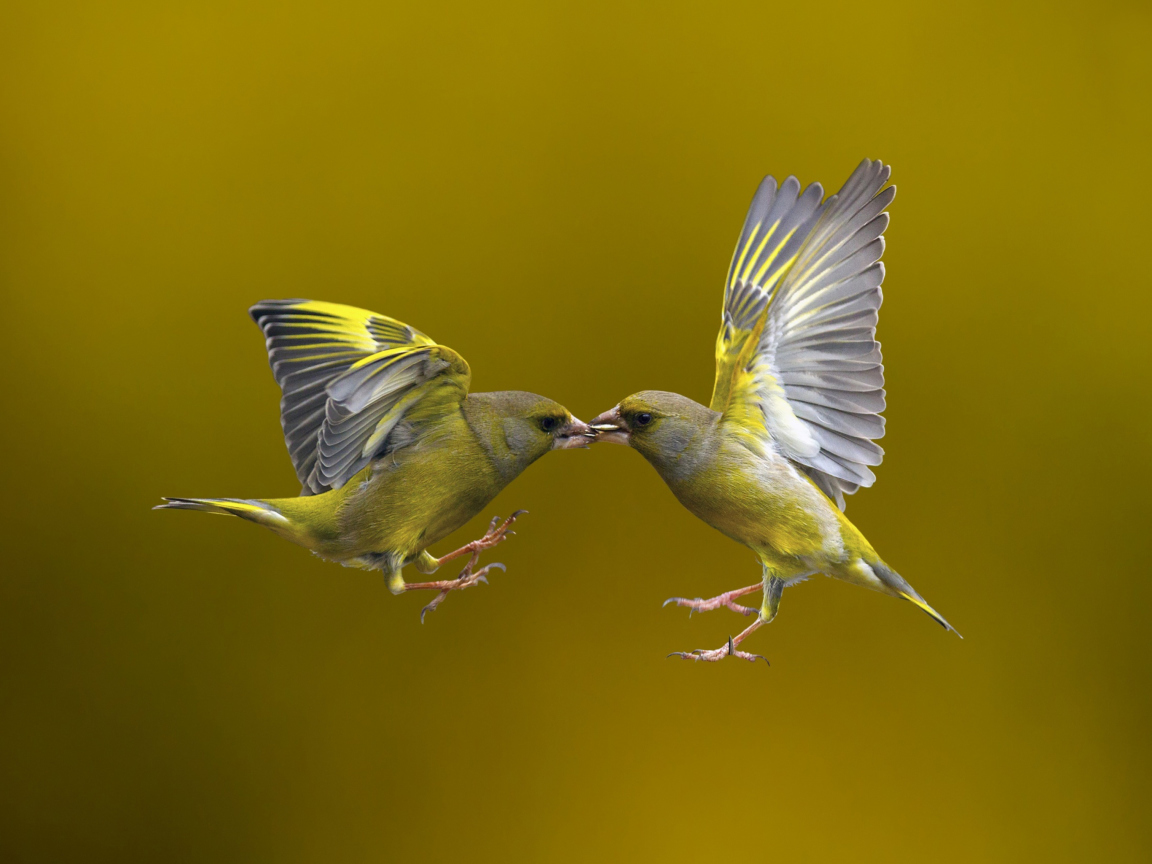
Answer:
top-left (589, 159), bottom-right (958, 662)
top-left (156, 299), bottom-right (592, 620)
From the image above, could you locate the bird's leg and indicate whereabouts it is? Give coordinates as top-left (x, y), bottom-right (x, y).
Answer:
top-left (412, 550), bottom-right (440, 575)
top-left (663, 583), bottom-right (762, 617)
top-left (423, 511), bottom-right (527, 570)
top-left (761, 574), bottom-right (784, 624)
top-left (384, 513), bottom-right (525, 622)
top-left (400, 542), bottom-right (507, 623)
top-left (669, 616), bottom-right (767, 663)
top-left (669, 573), bottom-right (785, 664)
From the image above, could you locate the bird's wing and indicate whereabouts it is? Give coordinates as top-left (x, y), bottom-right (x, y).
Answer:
top-left (710, 160), bottom-right (893, 510)
top-left (250, 299), bottom-right (471, 494)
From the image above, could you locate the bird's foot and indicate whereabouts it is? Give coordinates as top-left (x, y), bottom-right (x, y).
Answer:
top-left (405, 562), bottom-right (506, 623)
top-left (663, 583), bottom-right (761, 617)
top-left (438, 511), bottom-right (527, 565)
top-left (667, 618), bottom-right (768, 665)
top-left (668, 642), bottom-right (767, 664)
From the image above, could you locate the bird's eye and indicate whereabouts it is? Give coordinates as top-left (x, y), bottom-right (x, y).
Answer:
top-left (539, 416), bottom-right (558, 433)
top-left (635, 413), bottom-right (653, 427)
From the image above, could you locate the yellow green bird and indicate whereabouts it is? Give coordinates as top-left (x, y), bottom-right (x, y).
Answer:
top-left (590, 160), bottom-right (959, 662)
top-left (157, 299), bottom-right (591, 619)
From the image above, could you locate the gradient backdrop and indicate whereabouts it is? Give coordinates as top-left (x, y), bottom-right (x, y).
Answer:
top-left (2, 2), bottom-right (1149, 862)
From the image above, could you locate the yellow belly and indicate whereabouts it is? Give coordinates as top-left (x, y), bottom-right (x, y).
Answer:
top-left (664, 438), bottom-right (863, 573)
top-left (277, 421), bottom-right (505, 565)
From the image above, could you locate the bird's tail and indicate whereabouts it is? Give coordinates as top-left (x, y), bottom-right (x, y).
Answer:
top-left (872, 560), bottom-right (961, 638)
top-left (155, 496), bottom-right (293, 531)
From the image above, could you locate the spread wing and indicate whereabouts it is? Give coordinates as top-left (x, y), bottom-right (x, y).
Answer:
top-left (710, 160), bottom-right (894, 510)
top-left (250, 299), bottom-right (471, 495)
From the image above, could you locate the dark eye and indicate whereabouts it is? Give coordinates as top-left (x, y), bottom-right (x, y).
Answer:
top-left (635, 412), bottom-right (653, 427)
top-left (540, 416), bottom-right (558, 433)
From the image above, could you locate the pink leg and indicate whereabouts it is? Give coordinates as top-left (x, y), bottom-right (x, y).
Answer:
top-left (403, 511), bottom-right (526, 622)
top-left (663, 583), bottom-right (761, 617)
top-left (668, 617), bottom-right (768, 664)
top-left (433, 511), bottom-right (526, 567)
top-left (404, 560), bottom-right (505, 623)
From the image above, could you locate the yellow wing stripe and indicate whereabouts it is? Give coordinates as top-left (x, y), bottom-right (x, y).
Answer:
top-left (730, 221), bottom-right (761, 289)
top-left (266, 301), bottom-right (434, 349)
top-left (276, 350), bottom-right (369, 364)
top-left (292, 300), bottom-right (378, 321)
top-left (346, 346), bottom-right (416, 372)
top-left (270, 333), bottom-right (375, 343)
top-left (738, 221), bottom-right (779, 285)
top-left (750, 226), bottom-right (799, 287)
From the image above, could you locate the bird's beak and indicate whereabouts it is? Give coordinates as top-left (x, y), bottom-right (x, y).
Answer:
top-left (552, 416), bottom-right (595, 450)
top-left (588, 406), bottom-right (629, 445)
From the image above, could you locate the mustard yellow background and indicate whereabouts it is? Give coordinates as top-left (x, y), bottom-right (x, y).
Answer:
top-left (2, 2), bottom-right (1149, 861)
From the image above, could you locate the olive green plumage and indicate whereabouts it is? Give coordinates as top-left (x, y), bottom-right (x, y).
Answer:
top-left (591, 160), bottom-right (957, 655)
top-left (158, 300), bottom-right (590, 599)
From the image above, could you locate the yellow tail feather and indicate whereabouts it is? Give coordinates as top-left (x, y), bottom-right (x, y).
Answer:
top-left (900, 591), bottom-right (962, 638)
top-left (154, 497), bottom-right (290, 527)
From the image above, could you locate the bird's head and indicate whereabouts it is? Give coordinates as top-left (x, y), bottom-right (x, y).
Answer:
top-left (479, 391), bottom-right (593, 462)
top-left (589, 391), bottom-right (714, 465)
top-left (528, 399), bottom-right (594, 453)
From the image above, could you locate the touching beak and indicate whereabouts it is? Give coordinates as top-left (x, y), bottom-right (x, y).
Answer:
top-left (552, 416), bottom-right (595, 450)
top-left (588, 406), bottom-right (630, 445)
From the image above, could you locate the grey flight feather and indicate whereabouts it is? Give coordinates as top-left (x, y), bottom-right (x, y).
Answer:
top-left (723, 159), bottom-right (895, 510)
top-left (249, 299), bottom-right (469, 495)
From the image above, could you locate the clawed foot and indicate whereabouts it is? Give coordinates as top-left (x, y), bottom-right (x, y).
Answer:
top-left (405, 511), bottom-right (527, 622)
top-left (668, 634), bottom-right (768, 665)
top-left (663, 583), bottom-right (760, 617)
top-left (407, 562), bottom-right (507, 623)
top-left (431, 510), bottom-right (526, 569)
top-left (666, 613), bottom-right (768, 665)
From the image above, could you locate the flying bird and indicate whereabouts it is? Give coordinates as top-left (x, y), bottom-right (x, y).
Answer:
top-left (590, 160), bottom-right (958, 662)
top-left (157, 299), bottom-right (591, 620)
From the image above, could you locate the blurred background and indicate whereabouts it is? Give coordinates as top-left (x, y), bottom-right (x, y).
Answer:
top-left (2, 1), bottom-right (1149, 861)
